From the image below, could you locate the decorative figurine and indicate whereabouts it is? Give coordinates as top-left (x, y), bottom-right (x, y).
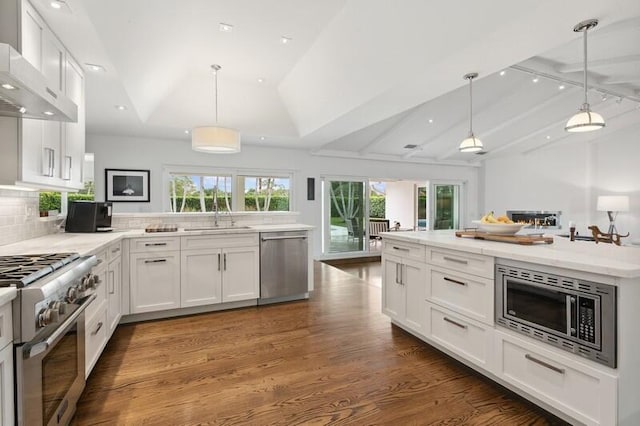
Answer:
top-left (588, 225), bottom-right (629, 246)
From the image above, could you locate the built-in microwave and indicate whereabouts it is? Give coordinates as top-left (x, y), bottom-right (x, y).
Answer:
top-left (495, 261), bottom-right (616, 368)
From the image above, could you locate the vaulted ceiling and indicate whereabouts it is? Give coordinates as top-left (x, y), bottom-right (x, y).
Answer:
top-left (33, 0), bottom-right (640, 165)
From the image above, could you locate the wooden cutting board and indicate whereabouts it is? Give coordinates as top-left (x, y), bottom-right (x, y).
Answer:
top-left (455, 230), bottom-right (553, 245)
top-left (145, 224), bottom-right (178, 233)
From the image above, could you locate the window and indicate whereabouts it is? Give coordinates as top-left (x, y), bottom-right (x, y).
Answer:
top-left (168, 173), bottom-right (232, 212)
top-left (163, 166), bottom-right (293, 212)
top-left (237, 175), bottom-right (290, 212)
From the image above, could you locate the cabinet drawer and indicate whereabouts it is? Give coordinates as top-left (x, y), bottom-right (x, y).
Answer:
top-left (85, 304), bottom-right (107, 378)
top-left (107, 241), bottom-right (122, 262)
top-left (427, 247), bottom-right (493, 279)
top-left (129, 237), bottom-right (180, 253)
top-left (426, 302), bottom-right (493, 370)
top-left (383, 239), bottom-right (425, 262)
top-left (495, 330), bottom-right (617, 426)
top-left (427, 266), bottom-right (494, 326)
top-left (181, 233), bottom-right (258, 250)
top-left (0, 303), bottom-right (12, 349)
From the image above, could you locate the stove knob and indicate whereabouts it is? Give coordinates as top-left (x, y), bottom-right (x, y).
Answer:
top-left (66, 287), bottom-right (78, 303)
top-left (37, 308), bottom-right (58, 327)
top-left (87, 274), bottom-right (98, 289)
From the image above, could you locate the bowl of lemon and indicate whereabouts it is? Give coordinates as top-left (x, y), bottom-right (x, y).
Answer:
top-left (473, 212), bottom-right (526, 235)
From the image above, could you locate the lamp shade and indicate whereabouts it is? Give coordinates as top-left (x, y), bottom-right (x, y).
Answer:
top-left (191, 126), bottom-right (241, 153)
top-left (565, 109), bottom-right (605, 132)
top-left (597, 195), bottom-right (629, 212)
top-left (459, 135), bottom-right (483, 153)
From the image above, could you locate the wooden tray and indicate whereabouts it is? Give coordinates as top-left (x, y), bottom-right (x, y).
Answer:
top-left (145, 224), bottom-right (178, 233)
top-left (455, 230), bottom-right (553, 245)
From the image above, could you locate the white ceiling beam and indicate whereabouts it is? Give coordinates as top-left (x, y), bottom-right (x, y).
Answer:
top-left (310, 149), bottom-right (479, 168)
top-left (602, 76), bottom-right (640, 85)
top-left (437, 88), bottom-right (575, 161)
top-left (358, 106), bottom-right (423, 155)
top-left (556, 55), bottom-right (640, 74)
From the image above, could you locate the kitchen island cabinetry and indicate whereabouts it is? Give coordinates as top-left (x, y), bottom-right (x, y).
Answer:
top-left (130, 237), bottom-right (181, 314)
top-left (180, 234), bottom-right (259, 307)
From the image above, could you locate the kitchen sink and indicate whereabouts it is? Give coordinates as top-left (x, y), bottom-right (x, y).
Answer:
top-left (183, 226), bottom-right (252, 231)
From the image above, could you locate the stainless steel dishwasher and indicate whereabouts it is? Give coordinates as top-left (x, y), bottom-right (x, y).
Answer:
top-left (259, 231), bottom-right (308, 304)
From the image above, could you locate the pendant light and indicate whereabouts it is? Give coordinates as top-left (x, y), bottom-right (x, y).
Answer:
top-left (459, 72), bottom-right (483, 153)
top-left (192, 64), bottom-right (241, 153)
top-left (565, 19), bottom-right (605, 132)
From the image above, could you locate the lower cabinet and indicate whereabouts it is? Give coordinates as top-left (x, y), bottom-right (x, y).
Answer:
top-left (106, 249), bottom-right (122, 335)
top-left (382, 253), bottom-right (426, 335)
top-left (85, 304), bottom-right (108, 377)
top-left (495, 330), bottom-right (617, 426)
top-left (130, 251), bottom-right (181, 314)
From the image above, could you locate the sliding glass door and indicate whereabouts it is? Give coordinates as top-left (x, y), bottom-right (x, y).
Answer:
top-left (430, 183), bottom-right (461, 230)
top-left (322, 178), bottom-right (367, 255)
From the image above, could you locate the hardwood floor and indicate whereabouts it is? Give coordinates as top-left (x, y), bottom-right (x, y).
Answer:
top-left (74, 262), bottom-right (568, 425)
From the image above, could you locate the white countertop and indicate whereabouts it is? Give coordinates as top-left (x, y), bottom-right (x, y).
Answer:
top-left (382, 230), bottom-right (640, 278)
top-left (0, 224), bottom-right (314, 257)
top-left (0, 287), bottom-right (17, 306)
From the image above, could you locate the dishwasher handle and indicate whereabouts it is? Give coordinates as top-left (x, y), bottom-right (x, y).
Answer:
top-left (261, 235), bottom-right (307, 242)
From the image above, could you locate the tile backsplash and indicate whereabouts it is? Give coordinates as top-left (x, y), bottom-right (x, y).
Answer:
top-left (0, 190), bottom-right (62, 246)
top-left (111, 211), bottom-right (300, 230)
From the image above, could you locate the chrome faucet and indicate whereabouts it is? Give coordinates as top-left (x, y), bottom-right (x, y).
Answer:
top-left (213, 200), bottom-right (219, 227)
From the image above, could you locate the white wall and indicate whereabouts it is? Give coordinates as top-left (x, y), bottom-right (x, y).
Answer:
top-left (386, 181), bottom-right (421, 229)
top-left (87, 134), bottom-right (480, 256)
top-left (482, 126), bottom-right (639, 243)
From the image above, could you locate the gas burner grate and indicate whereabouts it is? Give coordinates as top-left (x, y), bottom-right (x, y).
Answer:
top-left (0, 253), bottom-right (80, 287)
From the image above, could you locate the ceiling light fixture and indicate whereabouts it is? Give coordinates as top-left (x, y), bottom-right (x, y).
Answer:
top-left (85, 63), bottom-right (105, 72)
top-left (558, 84), bottom-right (566, 90)
top-left (192, 64), bottom-right (240, 154)
top-left (459, 72), bottom-right (483, 153)
top-left (280, 36), bottom-right (292, 44)
top-left (257, 78), bottom-right (265, 83)
top-left (428, 118), bottom-right (434, 124)
top-left (43, 111), bottom-right (54, 116)
top-left (1, 83), bottom-right (16, 90)
top-left (532, 75), bottom-right (539, 83)
top-left (115, 105), bottom-right (127, 111)
top-left (499, 70), bottom-right (506, 76)
top-left (565, 19), bottom-right (605, 132)
top-left (219, 23), bottom-right (233, 32)
top-left (50, 1), bottom-right (63, 9)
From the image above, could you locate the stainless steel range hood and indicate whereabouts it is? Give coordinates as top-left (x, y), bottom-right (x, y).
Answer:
top-left (0, 43), bottom-right (77, 122)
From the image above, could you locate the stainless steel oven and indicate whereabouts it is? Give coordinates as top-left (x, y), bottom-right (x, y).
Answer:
top-left (0, 253), bottom-right (98, 426)
top-left (496, 261), bottom-right (616, 368)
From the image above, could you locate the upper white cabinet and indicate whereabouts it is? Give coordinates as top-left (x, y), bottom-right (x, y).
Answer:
top-left (0, 0), bottom-right (84, 191)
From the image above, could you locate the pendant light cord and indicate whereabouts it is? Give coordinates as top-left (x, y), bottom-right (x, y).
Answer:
top-left (582, 28), bottom-right (588, 107)
top-left (469, 76), bottom-right (473, 135)
top-left (214, 70), bottom-right (219, 123)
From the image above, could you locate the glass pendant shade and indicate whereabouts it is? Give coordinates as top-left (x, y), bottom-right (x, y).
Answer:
top-left (459, 133), bottom-right (483, 152)
top-left (192, 126), bottom-right (241, 153)
top-left (565, 107), bottom-right (605, 132)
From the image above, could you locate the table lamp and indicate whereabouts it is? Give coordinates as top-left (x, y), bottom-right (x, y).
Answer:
top-left (596, 195), bottom-right (629, 235)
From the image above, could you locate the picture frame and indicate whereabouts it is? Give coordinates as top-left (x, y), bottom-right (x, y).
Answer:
top-left (105, 169), bottom-right (150, 202)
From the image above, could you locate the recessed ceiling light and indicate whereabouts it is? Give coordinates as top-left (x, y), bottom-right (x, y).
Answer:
top-left (219, 23), bottom-right (233, 32)
top-left (260, 136), bottom-right (266, 141)
top-left (43, 111), bottom-right (54, 116)
top-left (115, 105), bottom-right (127, 111)
top-left (1, 83), bottom-right (16, 90)
top-left (499, 70), bottom-right (506, 76)
top-left (184, 130), bottom-right (190, 135)
top-left (558, 84), bottom-right (565, 90)
top-left (601, 93), bottom-right (608, 101)
top-left (428, 118), bottom-right (434, 124)
top-left (85, 63), bottom-right (105, 72)
top-left (546, 135), bottom-right (551, 140)
top-left (532, 75), bottom-right (539, 83)
top-left (50, 1), bottom-right (63, 9)
top-left (19, 107), bottom-right (26, 114)
top-left (257, 78), bottom-right (265, 83)
top-left (280, 36), bottom-right (292, 44)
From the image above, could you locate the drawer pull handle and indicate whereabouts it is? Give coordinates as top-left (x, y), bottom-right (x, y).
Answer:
top-left (525, 354), bottom-right (565, 375)
top-left (443, 256), bottom-right (468, 265)
top-left (443, 317), bottom-right (468, 330)
top-left (92, 322), bottom-right (103, 336)
top-left (443, 277), bottom-right (467, 286)
top-left (392, 246), bottom-right (410, 252)
top-left (145, 242), bottom-right (168, 247)
top-left (144, 259), bottom-right (167, 264)
top-left (111, 247), bottom-right (121, 253)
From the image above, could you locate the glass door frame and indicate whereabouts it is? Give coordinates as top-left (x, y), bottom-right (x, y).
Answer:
top-left (428, 180), bottom-right (467, 230)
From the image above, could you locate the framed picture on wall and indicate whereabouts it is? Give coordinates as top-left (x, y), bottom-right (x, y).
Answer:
top-left (105, 169), bottom-right (150, 202)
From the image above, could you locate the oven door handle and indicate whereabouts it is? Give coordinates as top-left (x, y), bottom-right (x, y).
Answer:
top-left (25, 293), bottom-right (97, 359)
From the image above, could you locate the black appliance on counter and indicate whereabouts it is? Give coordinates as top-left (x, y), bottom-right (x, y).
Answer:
top-left (66, 201), bottom-right (113, 232)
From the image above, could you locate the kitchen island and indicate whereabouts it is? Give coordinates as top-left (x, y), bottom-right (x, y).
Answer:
top-left (381, 230), bottom-right (640, 426)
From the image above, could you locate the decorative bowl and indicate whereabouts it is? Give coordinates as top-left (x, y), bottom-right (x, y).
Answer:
top-left (472, 221), bottom-right (526, 235)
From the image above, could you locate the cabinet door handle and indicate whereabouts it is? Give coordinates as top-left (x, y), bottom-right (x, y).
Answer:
top-left (111, 247), bottom-right (121, 254)
top-left (42, 148), bottom-right (53, 177)
top-left (392, 246), bottom-right (410, 252)
top-left (144, 259), bottom-right (167, 264)
top-left (217, 253), bottom-right (221, 271)
top-left (145, 242), bottom-right (167, 247)
top-left (109, 270), bottom-right (115, 294)
top-left (63, 155), bottom-right (72, 181)
top-left (50, 148), bottom-right (55, 177)
top-left (443, 256), bottom-right (468, 265)
top-left (443, 317), bottom-right (468, 330)
top-left (91, 321), bottom-right (103, 336)
top-left (223, 253), bottom-right (227, 271)
top-left (395, 263), bottom-right (400, 284)
top-left (444, 277), bottom-right (467, 286)
top-left (524, 354), bottom-right (565, 375)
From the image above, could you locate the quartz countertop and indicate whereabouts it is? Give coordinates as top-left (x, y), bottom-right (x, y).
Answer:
top-left (0, 287), bottom-right (17, 306)
top-left (0, 224), bottom-right (314, 257)
top-left (381, 230), bottom-right (640, 278)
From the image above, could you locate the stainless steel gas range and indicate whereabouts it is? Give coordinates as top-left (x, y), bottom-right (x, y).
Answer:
top-left (0, 253), bottom-right (99, 426)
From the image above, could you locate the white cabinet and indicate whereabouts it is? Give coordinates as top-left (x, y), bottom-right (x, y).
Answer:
top-left (180, 234), bottom-right (259, 308)
top-left (106, 242), bottom-right (122, 335)
top-left (130, 237), bottom-right (181, 314)
top-left (61, 56), bottom-right (85, 189)
top-left (85, 248), bottom-right (107, 377)
top-left (0, 301), bottom-right (14, 425)
top-left (382, 251), bottom-right (426, 335)
top-left (495, 330), bottom-right (617, 426)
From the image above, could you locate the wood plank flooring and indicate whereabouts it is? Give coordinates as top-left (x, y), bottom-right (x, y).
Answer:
top-left (73, 261), bottom-right (568, 425)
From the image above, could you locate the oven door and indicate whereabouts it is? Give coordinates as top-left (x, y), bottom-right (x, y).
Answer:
top-left (16, 295), bottom-right (93, 426)
top-left (502, 277), bottom-right (576, 338)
